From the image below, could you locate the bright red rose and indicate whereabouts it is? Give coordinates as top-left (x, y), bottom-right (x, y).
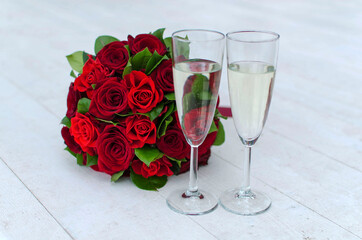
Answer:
top-left (151, 59), bottom-right (174, 93)
top-left (97, 41), bottom-right (129, 74)
top-left (179, 149), bottom-right (211, 174)
top-left (156, 127), bottom-right (190, 159)
top-left (69, 113), bottom-right (99, 155)
top-left (132, 156), bottom-right (173, 178)
top-left (125, 114), bottom-right (156, 148)
top-left (128, 34), bottom-right (166, 55)
top-left (66, 82), bottom-right (81, 118)
top-left (124, 71), bottom-right (163, 113)
top-left (61, 126), bottom-right (82, 154)
top-left (89, 78), bottom-right (129, 120)
top-left (183, 106), bottom-right (214, 143)
top-left (97, 125), bottom-right (134, 175)
top-left (74, 56), bottom-right (111, 98)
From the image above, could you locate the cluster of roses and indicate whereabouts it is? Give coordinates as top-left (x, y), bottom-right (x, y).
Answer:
top-left (61, 29), bottom-right (225, 190)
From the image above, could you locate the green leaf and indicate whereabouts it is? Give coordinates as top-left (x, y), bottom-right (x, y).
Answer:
top-left (83, 52), bottom-right (91, 63)
top-left (165, 93), bottom-right (175, 101)
top-left (135, 145), bottom-right (164, 167)
top-left (131, 48), bottom-right (152, 71)
top-left (214, 108), bottom-right (228, 120)
top-left (213, 120), bottom-right (225, 146)
top-left (163, 37), bottom-right (172, 58)
top-left (94, 35), bottom-right (120, 54)
top-left (122, 59), bottom-right (133, 78)
top-left (64, 147), bottom-right (76, 157)
top-left (130, 170), bottom-right (167, 191)
top-left (174, 35), bottom-right (190, 59)
top-left (86, 153), bottom-right (98, 167)
top-left (208, 120), bottom-right (218, 133)
top-left (115, 112), bottom-right (134, 117)
top-left (166, 156), bottom-right (186, 167)
top-left (111, 171), bottom-right (124, 182)
top-left (61, 116), bottom-right (71, 128)
top-left (145, 52), bottom-right (168, 75)
top-left (70, 70), bottom-right (77, 78)
top-left (76, 154), bottom-right (84, 166)
top-left (149, 102), bottom-right (165, 121)
top-left (95, 117), bottom-right (118, 126)
top-left (157, 102), bottom-right (175, 138)
top-left (77, 98), bottom-right (91, 114)
top-left (66, 51), bottom-right (87, 73)
top-left (152, 28), bottom-right (165, 43)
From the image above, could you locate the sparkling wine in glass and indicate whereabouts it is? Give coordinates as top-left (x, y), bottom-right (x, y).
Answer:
top-left (220, 31), bottom-right (279, 215)
top-left (166, 29), bottom-right (225, 215)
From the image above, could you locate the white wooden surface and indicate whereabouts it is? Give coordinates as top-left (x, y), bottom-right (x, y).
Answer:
top-left (1, 0), bottom-right (361, 239)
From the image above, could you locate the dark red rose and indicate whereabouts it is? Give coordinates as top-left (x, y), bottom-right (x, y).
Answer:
top-left (69, 113), bottom-right (99, 155)
top-left (97, 41), bottom-right (129, 74)
top-left (132, 156), bottom-right (173, 178)
top-left (125, 114), bottom-right (156, 148)
top-left (179, 149), bottom-right (211, 174)
top-left (156, 127), bottom-right (190, 159)
top-left (74, 56), bottom-right (111, 98)
top-left (89, 78), bottom-right (129, 120)
top-left (124, 71), bottom-right (163, 113)
top-left (183, 106), bottom-right (214, 143)
top-left (66, 82), bottom-right (81, 118)
top-left (151, 59), bottom-right (174, 93)
top-left (97, 125), bottom-right (134, 175)
top-left (61, 126), bottom-right (82, 154)
top-left (128, 34), bottom-right (166, 55)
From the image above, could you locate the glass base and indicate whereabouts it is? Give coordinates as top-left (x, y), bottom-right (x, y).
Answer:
top-left (166, 189), bottom-right (218, 215)
top-left (219, 188), bottom-right (271, 215)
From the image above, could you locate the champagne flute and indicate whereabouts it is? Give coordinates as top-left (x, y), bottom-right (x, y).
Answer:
top-left (220, 31), bottom-right (280, 215)
top-left (166, 29), bottom-right (225, 215)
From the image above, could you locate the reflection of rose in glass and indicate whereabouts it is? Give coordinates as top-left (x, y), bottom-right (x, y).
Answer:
top-left (183, 106), bottom-right (214, 143)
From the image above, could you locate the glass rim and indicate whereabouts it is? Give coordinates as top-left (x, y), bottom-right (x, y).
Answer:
top-left (226, 30), bottom-right (280, 43)
top-left (172, 29), bottom-right (225, 42)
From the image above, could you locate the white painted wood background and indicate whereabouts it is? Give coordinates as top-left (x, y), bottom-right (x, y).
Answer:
top-left (1, 0), bottom-right (361, 239)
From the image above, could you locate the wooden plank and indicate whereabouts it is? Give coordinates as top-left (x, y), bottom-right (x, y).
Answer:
top-left (213, 118), bottom-right (362, 237)
top-left (0, 159), bottom-right (73, 240)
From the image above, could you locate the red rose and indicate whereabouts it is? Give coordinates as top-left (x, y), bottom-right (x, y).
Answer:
top-left (97, 41), bottom-right (129, 74)
top-left (66, 82), bottom-right (81, 118)
top-left (132, 156), bottom-right (173, 178)
top-left (125, 114), bottom-right (156, 148)
top-left (97, 125), bottom-right (134, 175)
top-left (156, 127), bottom-right (190, 159)
top-left (179, 149), bottom-right (211, 174)
top-left (74, 56), bottom-right (111, 98)
top-left (61, 126), bottom-right (82, 154)
top-left (198, 119), bottom-right (218, 156)
top-left (69, 113), bottom-right (99, 155)
top-left (89, 78), bottom-right (129, 120)
top-left (124, 71), bottom-right (163, 113)
top-left (183, 106), bottom-right (214, 143)
top-left (128, 34), bottom-right (166, 55)
top-left (151, 59), bottom-right (174, 93)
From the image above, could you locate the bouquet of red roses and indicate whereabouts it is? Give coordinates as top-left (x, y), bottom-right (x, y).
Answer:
top-left (61, 28), bottom-right (226, 190)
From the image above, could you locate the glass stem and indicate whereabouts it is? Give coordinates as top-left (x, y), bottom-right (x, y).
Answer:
top-left (240, 146), bottom-right (252, 195)
top-left (188, 146), bottom-right (199, 194)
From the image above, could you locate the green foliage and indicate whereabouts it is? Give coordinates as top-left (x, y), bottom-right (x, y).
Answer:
top-left (208, 120), bottom-right (218, 133)
top-left (76, 154), bottom-right (84, 166)
top-left (157, 102), bottom-right (175, 138)
top-left (135, 145), bottom-right (164, 167)
top-left (94, 35), bottom-right (120, 54)
top-left (66, 51), bottom-right (88, 73)
top-left (64, 147), bottom-right (76, 157)
top-left (86, 153), bottom-right (98, 167)
top-left (145, 51), bottom-right (168, 75)
top-left (77, 98), bottom-right (91, 114)
top-left (164, 93), bottom-right (175, 101)
top-left (70, 70), bottom-right (77, 78)
top-left (152, 28), bottom-right (165, 43)
top-left (163, 37), bottom-right (172, 58)
top-left (61, 116), bottom-right (71, 128)
top-left (148, 102), bottom-right (165, 121)
top-left (111, 171), bottom-right (125, 182)
top-left (213, 120), bottom-right (225, 146)
top-left (131, 48), bottom-right (152, 71)
top-left (130, 170), bottom-right (167, 191)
